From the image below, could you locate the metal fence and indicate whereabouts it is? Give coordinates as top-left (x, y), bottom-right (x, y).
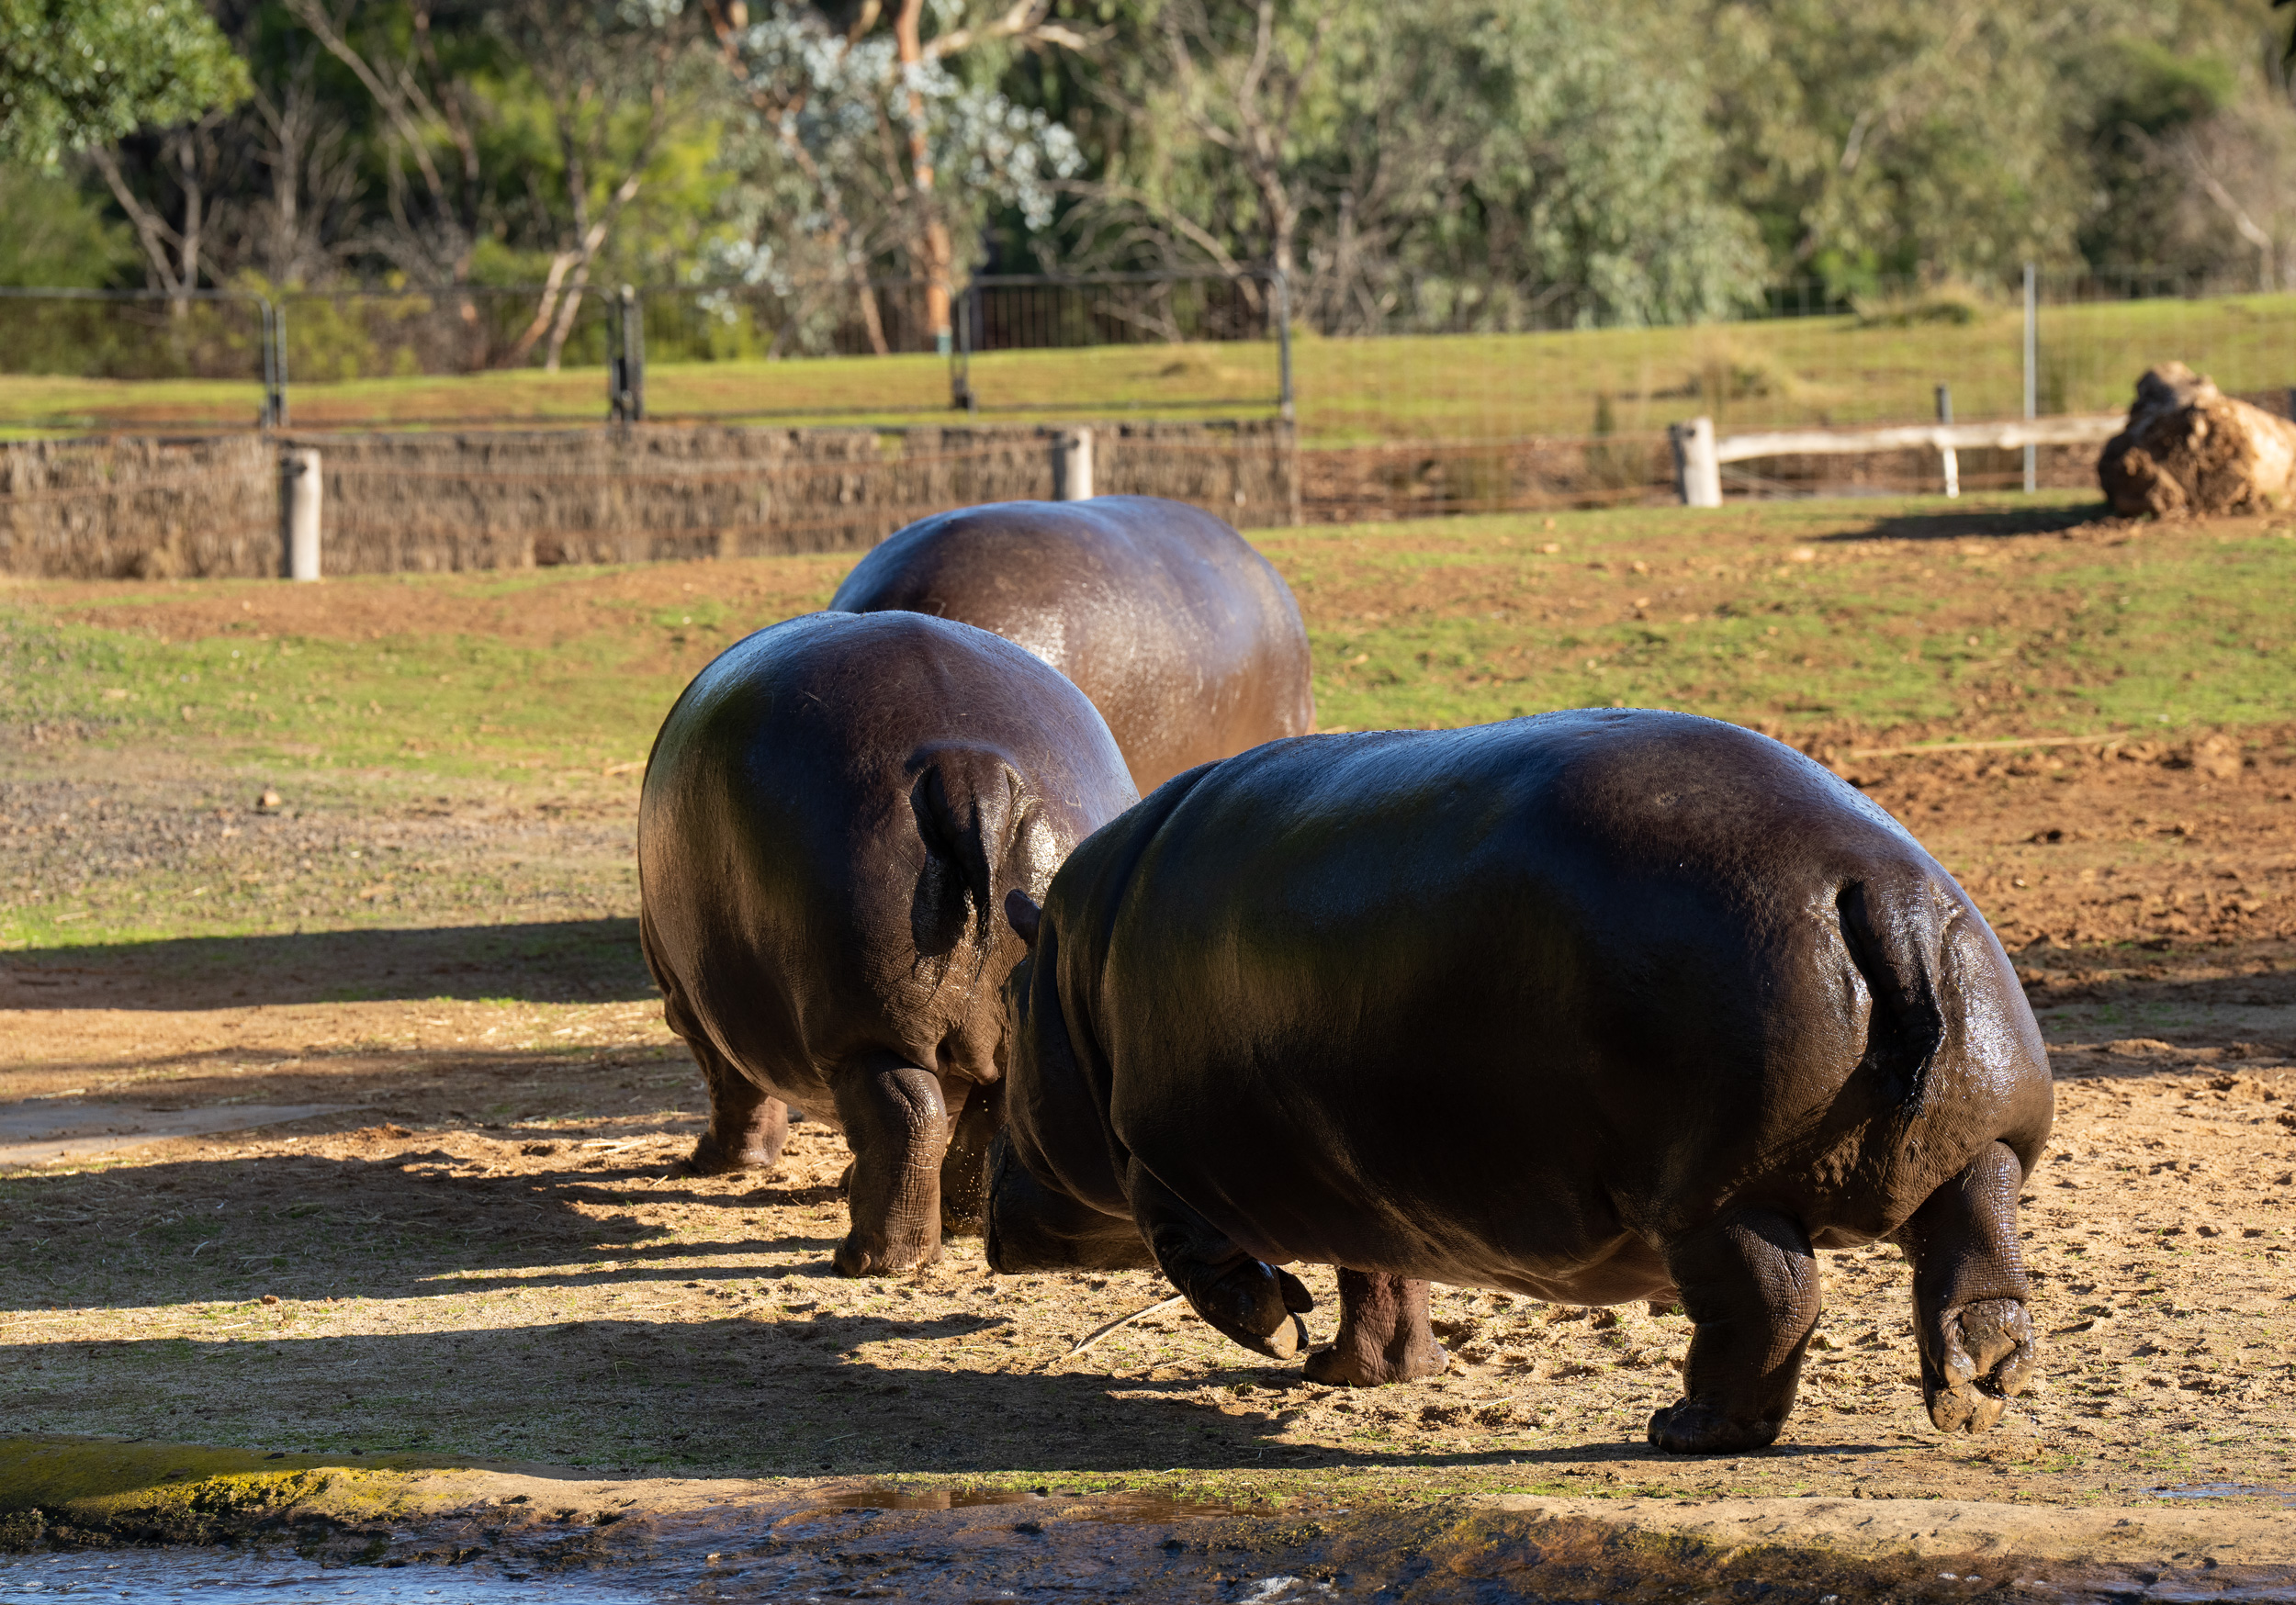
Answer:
top-left (3, 265), bottom-right (2290, 519)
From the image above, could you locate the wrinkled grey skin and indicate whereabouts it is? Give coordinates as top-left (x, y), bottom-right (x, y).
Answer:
top-left (637, 611), bottom-right (1137, 1275)
top-left (830, 496), bottom-right (1314, 794)
top-left (986, 710), bottom-right (2054, 1452)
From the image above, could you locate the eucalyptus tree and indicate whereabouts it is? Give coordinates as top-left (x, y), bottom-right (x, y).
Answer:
top-left (698, 0), bottom-right (1085, 354)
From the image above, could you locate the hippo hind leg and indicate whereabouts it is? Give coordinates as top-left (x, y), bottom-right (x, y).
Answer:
top-left (1129, 1164), bottom-right (1313, 1361)
top-left (1896, 1140), bottom-right (2038, 1435)
top-left (982, 1133), bottom-right (1155, 1273)
top-left (1303, 1270), bottom-right (1449, 1386)
top-left (678, 1030), bottom-right (788, 1176)
top-left (1648, 1208), bottom-right (1821, 1454)
top-left (937, 1079), bottom-right (1004, 1238)
top-left (830, 1055), bottom-right (951, 1276)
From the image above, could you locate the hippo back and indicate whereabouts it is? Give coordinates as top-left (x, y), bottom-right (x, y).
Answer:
top-left (829, 495), bottom-right (1313, 792)
top-left (639, 611), bottom-right (1135, 1113)
top-left (1007, 709), bottom-right (2054, 1301)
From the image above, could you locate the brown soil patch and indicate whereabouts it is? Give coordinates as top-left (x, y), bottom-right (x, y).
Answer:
top-left (4, 877), bottom-right (2292, 1509)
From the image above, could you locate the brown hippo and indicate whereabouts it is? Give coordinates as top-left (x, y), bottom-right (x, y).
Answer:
top-left (828, 496), bottom-right (1314, 794)
top-left (638, 611), bottom-right (1136, 1274)
top-left (985, 710), bottom-right (2053, 1453)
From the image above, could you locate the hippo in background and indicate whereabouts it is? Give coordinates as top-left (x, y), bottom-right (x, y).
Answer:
top-left (829, 495), bottom-right (1314, 794)
top-left (638, 611), bottom-right (1136, 1274)
top-left (986, 710), bottom-right (2053, 1453)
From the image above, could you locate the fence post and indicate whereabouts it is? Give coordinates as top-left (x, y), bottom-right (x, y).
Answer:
top-left (1272, 269), bottom-right (1295, 424)
top-left (1935, 384), bottom-right (1959, 499)
top-left (2022, 263), bottom-right (2038, 493)
top-left (608, 286), bottom-right (645, 423)
top-left (280, 448), bottom-right (322, 580)
top-left (272, 299), bottom-right (289, 428)
top-left (1283, 418), bottom-right (1301, 528)
top-left (1669, 416), bottom-right (1722, 507)
top-left (951, 280), bottom-right (976, 412)
top-left (1053, 428), bottom-right (1094, 500)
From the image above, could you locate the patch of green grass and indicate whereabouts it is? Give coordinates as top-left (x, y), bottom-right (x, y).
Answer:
top-left (5, 493), bottom-right (2289, 951)
top-left (0, 583), bottom-right (700, 786)
top-left (1263, 495), bottom-right (2296, 735)
top-left (7, 493), bottom-right (2290, 785)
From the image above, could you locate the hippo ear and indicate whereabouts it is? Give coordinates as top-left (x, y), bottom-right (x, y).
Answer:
top-left (1003, 888), bottom-right (1042, 948)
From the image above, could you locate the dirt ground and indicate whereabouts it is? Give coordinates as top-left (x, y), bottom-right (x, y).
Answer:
top-left (5, 729), bottom-right (2293, 1519)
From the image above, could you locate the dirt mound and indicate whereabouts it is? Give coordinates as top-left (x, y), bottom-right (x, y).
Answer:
top-left (2099, 362), bottom-right (2296, 517)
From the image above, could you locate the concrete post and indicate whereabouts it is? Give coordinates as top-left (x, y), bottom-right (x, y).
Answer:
top-left (1935, 384), bottom-right (1959, 499)
top-left (1670, 416), bottom-right (1721, 507)
top-left (281, 448), bottom-right (321, 580)
top-left (2022, 262), bottom-right (2038, 493)
top-left (1054, 427), bottom-right (1094, 500)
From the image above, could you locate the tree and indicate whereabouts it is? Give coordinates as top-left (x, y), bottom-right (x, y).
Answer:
top-left (284, 0), bottom-right (722, 368)
top-left (1044, 0), bottom-right (1764, 330)
top-left (1694, 0), bottom-right (2203, 294)
top-left (0, 0), bottom-right (250, 165)
top-left (702, 0), bottom-right (1085, 354)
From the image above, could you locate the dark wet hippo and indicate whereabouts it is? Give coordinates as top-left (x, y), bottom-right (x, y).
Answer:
top-left (985, 710), bottom-right (2053, 1453)
top-left (638, 611), bottom-right (1136, 1274)
top-left (828, 496), bottom-right (1314, 793)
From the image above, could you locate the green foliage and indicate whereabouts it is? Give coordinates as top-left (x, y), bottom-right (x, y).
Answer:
top-left (0, 0), bottom-right (250, 163)
top-left (0, 162), bottom-right (131, 284)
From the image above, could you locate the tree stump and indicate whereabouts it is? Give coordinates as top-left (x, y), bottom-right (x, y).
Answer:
top-left (2098, 361), bottom-right (2296, 517)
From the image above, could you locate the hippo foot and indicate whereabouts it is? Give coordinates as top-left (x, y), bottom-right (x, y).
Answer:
top-left (1187, 1261), bottom-right (1315, 1360)
top-left (1304, 1340), bottom-right (1447, 1387)
top-left (1646, 1398), bottom-right (1782, 1455)
top-left (831, 1240), bottom-right (937, 1276)
top-left (682, 1134), bottom-right (777, 1176)
top-left (1926, 1297), bottom-right (2035, 1434)
top-left (1302, 1271), bottom-right (1448, 1386)
top-left (833, 1231), bottom-right (941, 1277)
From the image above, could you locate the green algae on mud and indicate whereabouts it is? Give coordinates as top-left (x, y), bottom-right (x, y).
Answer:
top-left (9, 1436), bottom-right (2296, 1605)
top-left (0, 1436), bottom-right (432, 1547)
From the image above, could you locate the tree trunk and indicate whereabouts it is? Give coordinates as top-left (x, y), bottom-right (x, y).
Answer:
top-left (894, 0), bottom-right (951, 347)
top-left (2099, 362), bottom-right (2296, 517)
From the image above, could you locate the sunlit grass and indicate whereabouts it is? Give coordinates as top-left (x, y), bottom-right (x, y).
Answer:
top-left (6, 292), bottom-right (2293, 442)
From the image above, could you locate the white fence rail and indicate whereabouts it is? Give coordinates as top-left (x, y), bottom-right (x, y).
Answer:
top-left (1671, 413), bottom-right (2124, 504)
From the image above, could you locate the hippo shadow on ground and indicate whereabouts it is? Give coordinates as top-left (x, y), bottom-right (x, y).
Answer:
top-left (0, 1150), bottom-right (842, 1317)
top-left (0, 919), bottom-right (652, 1010)
top-left (1824, 502), bottom-right (2113, 544)
top-left (4, 1313), bottom-right (1909, 1478)
top-left (4, 1155), bottom-right (1926, 1476)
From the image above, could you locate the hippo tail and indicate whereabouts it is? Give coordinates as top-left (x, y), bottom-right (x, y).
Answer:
top-left (912, 746), bottom-right (1042, 959)
top-left (1833, 874), bottom-right (1957, 1119)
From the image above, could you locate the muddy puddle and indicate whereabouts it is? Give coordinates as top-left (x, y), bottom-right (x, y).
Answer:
top-left (10, 1488), bottom-right (2296, 1603)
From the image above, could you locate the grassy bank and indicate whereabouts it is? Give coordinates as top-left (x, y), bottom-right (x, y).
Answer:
top-left (5, 491), bottom-right (2292, 951)
top-left (6, 291), bottom-right (2294, 439)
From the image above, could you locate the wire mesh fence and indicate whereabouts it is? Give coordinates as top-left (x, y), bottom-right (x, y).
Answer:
top-left (5, 266), bottom-right (2293, 553)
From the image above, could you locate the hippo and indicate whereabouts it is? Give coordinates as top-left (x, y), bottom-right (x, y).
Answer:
top-left (828, 496), bottom-right (1314, 794)
top-left (637, 611), bottom-right (1136, 1274)
top-left (985, 710), bottom-right (2054, 1453)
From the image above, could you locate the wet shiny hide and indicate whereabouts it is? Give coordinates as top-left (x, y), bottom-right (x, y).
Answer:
top-left (986, 710), bottom-right (2054, 1452)
top-left (638, 612), bottom-right (1137, 1275)
top-left (830, 495), bottom-right (1314, 794)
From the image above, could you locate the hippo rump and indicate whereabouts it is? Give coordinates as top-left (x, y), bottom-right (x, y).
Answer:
top-left (828, 495), bottom-right (1314, 794)
top-left (985, 710), bottom-right (2054, 1453)
top-left (638, 611), bottom-right (1136, 1274)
